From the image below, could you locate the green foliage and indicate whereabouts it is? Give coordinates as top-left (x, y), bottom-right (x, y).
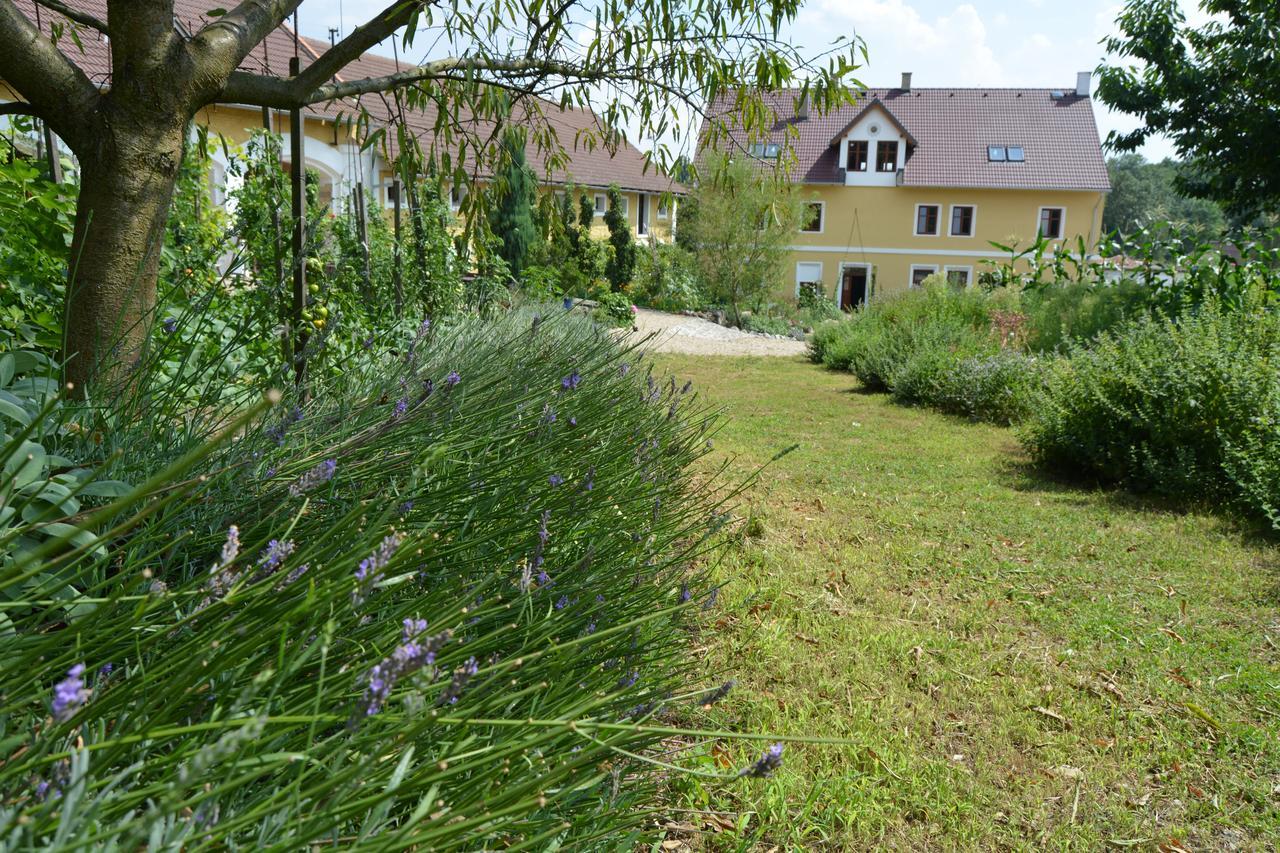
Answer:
top-left (1021, 305), bottom-right (1280, 523)
top-left (795, 281), bottom-right (841, 326)
top-left (1020, 278), bottom-right (1153, 352)
top-left (1098, 0), bottom-right (1280, 216)
top-left (0, 311), bottom-right (760, 846)
top-left (930, 350), bottom-right (1042, 425)
top-left (592, 291), bottom-right (635, 327)
top-left (0, 134), bottom-right (74, 352)
top-left (487, 135), bottom-right (538, 277)
top-left (682, 151), bottom-right (808, 326)
top-left (631, 243), bottom-right (703, 312)
top-left (740, 313), bottom-right (790, 336)
top-left (1103, 154), bottom-right (1227, 238)
top-left (604, 185), bottom-right (637, 290)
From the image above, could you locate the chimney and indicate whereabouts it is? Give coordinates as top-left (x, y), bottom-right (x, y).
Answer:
top-left (901, 72), bottom-right (913, 92)
top-left (1076, 71), bottom-right (1091, 97)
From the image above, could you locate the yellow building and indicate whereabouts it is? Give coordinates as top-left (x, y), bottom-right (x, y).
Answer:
top-left (3, 0), bottom-right (681, 242)
top-left (705, 73), bottom-right (1110, 307)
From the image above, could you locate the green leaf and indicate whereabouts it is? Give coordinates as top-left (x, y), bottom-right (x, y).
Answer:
top-left (78, 480), bottom-right (133, 497)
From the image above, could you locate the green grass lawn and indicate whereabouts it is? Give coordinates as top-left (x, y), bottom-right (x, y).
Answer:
top-left (657, 354), bottom-right (1280, 850)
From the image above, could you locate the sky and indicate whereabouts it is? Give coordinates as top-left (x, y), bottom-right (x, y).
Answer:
top-left (291, 0), bottom-right (1198, 163)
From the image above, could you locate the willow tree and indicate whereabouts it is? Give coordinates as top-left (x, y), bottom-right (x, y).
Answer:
top-left (0, 0), bottom-right (858, 391)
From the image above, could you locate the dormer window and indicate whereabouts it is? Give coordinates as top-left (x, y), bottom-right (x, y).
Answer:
top-left (749, 143), bottom-right (781, 159)
top-left (846, 140), bottom-right (868, 172)
top-left (876, 141), bottom-right (898, 172)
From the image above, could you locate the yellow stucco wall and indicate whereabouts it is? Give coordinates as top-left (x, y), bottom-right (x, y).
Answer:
top-left (785, 184), bottom-right (1106, 302)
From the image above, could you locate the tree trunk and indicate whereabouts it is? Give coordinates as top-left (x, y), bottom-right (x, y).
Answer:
top-left (62, 116), bottom-right (187, 394)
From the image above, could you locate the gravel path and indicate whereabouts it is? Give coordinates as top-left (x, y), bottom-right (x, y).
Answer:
top-left (624, 307), bottom-right (808, 357)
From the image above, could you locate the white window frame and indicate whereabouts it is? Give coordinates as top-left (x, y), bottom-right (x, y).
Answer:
top-left (837, 262), bottom-right (872, 308)
top-left (1037, 206), bottom-right (1066, 239)
top-left (948, 204), bottom-right (976, 238)
top-left (875, 139), bottom-right (898, 172)
top-left (909, 264), bottom-right (939, 288)
top-left (593, 193), bottom-right (607, 216)
top-left (801, 201), bottom-right (825, 234)
top-left (795, 261), bottom-right (824, 296)
top-left (944, 265), bottom-right (973, 289)
top-left (383, 179), bottom-right (402, 210)
top-left (657, 196), bottom-right (670, 219)
top-left (913, 203), bottom-right (941, 237)
top-left (636, 193), bottom-right (649, 236)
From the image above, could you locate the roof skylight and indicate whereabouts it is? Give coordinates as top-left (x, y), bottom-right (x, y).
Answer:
top-left (988, 145), bottom-right (1025, 162)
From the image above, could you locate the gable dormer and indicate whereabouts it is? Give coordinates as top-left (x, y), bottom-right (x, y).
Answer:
top-left (830, 100), bottom-right (915, 187)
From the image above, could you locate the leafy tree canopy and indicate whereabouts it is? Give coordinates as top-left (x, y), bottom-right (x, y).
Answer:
top-left (1104, 154), bottom-right (1226, 238)
top-left (1097, 0), bottom-right (1280, 216)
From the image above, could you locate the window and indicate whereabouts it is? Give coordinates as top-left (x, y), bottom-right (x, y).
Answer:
top-left (945, 266), bottom-right (972, 289)
top-left (846, 140), bottom-right (868, 172)
top-left (910, 265), bottom-right (938, 288)
top-left (875, 141), bottom-right (898, 172)
top-left (1038, 206), bottom-right (1065, 239)
top-left (801, 202), bottom-right (824, 233)
top-left (949, 204), bottom-right (975, 237)
top-left (988, 145), bottom-right (1025, 162)
top-left (637, 193), bottom-right (649, 236)
top-left (657, 197), bottom-right (670, 219)
top-left (384, 180), bottom-right (400, 208)
top-left (795, 262), bottom-right (823, 294)
top-left (914, 204), bottom-right (940, 236)
top-left (748, 142), bottom-right (781, 159)
top-left (594, 193), bottom-right (607, 216)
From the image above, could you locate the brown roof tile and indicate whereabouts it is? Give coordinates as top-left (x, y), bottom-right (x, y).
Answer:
top-left (7, 0), bottom-right (680, 194)
top-left (705, 86), bottom-right (1111, 192)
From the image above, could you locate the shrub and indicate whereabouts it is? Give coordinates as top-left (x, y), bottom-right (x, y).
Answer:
top-left (593, 290), bottom-right (635, 326)
top-left (0, 312), bottom-right (739, 847)
top-left (1021, 304), bottom-right (1280, 520)
top-left (1021, 278), bottom-right (1154, 352)
top-left (632, 243), bottom-right (703, 313)
top-left (741, 313), bottom-right (791, 336)
top-left (933, 350), bottom-right (1043, 425)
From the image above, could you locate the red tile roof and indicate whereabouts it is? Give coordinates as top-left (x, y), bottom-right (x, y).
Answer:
top-left (7, 0), bottom-right (680, 193)
top-left (704, 87), bottom-right (1111, 192)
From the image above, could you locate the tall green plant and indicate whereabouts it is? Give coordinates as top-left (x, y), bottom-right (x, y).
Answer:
top-left (487, 135), bottom-right (537, 278)
top-left (604, 185), bottom-right (636, 290)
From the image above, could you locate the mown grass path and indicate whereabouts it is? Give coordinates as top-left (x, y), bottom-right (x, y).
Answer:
top-left (657, 354), bottom-right (1279, 850)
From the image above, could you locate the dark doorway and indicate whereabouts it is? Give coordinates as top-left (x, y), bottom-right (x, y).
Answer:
top-left (840, 266), bottom-right (867, 310)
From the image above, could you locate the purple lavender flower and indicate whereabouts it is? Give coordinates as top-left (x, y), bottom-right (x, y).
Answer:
top-left (361, 621), bottom-right (451, 716)
top-left (161, 317), bottom-right (178, 335)
top-left (444, 371), bottom-right (461, 388)
top-left (437, 656), bottom-right (479, 705)
top-left (585, 620), bottom-right (597, 634)
top-left (35, 779), bottom-right (51, 800)
top-left (555, 595), bottom-right (569, 610)
top-left (355, 533), bottom-right (401, 599)
top-left (702, 587), bottom-right (720, 611)
top-left (739, 743), bottom-right (784, 778)
top-left (617, 671), bottom-right (639, 689)
top-left (595, 594), bottom-right (605, 603)
top-left (393, 397), bottom-right (409, 419)
top-left (561, 371), bottom-right (582, 391)
top-left (255, 539), bottom-right (295, 577)
top-left (397, 500), bottom-right (414, 515)
top-left (98, 663), bottom-right (113, 678)
top-left (619, 363), bottom-right (631, 377)
top-left (681, 380), bottom-right (693, 394)
top-left (569, 416), bottom-right (577, 427)
top-left (542, 405), bottom-right (557, 424)
top-left (422, 377), bottom-right (435, 397)
top-left (582, 468), bottom-right (595, 491)
top-left (680, 584), bottom-right (691, 603)
top-left (289, 459), bottom-right (336, 497)
top-left (281, 563), bottom-right (310, 587)
top-left (219, 525), bottom-right (240, 568)
top-left (699, 679), bottom-right (735, 707)
top-left (563, 296), bottom-right (574, 310)
top-left (548, 474), bottom-right (564, 487)
top-left (362, 335), bottom-right (375, 349)
top-left (51, 664), bottom-right (89, 722)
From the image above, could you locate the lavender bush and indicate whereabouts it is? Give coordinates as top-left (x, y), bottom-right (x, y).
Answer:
top-left (0, 310), bottom-right (798, 847)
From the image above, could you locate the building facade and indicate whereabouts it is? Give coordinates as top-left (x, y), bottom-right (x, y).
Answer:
top-left (3, 0), bottom-right (680, 243)
top-left (705, 74), bottom-right (1110, 307)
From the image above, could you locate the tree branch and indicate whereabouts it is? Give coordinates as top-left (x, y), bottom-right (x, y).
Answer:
top-left (0, 100), bottom-right (41, 117)
top-left (186, 0), bottom-right (303, 90)
top-left (32, 0), bottom-right (109, 34)
top-left (0, 0), bottom-right (100, 151)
